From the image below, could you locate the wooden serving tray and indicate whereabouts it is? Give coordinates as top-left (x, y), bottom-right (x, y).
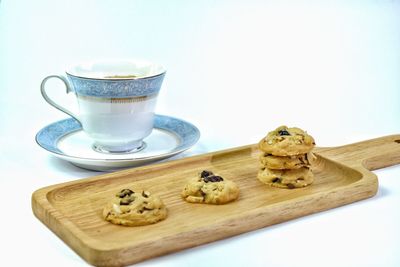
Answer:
top-left (32, 135), bottom-right (400, 266)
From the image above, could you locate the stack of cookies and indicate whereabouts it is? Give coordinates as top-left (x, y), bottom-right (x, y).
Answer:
top-left (257, 126), bottom-right (316, 189)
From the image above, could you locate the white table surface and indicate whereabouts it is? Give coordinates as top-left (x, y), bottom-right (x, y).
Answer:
top-left (1, 0), bottom-right (400, 266)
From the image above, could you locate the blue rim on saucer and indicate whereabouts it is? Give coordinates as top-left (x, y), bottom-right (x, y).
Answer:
top-left (36, 114), bottom-right (200, 171)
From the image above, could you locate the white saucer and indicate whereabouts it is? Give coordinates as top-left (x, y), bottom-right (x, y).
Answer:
top-left (36, 115), bottom-right (200, 171)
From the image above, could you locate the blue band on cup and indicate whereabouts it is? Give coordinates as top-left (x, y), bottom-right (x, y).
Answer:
top-left (67, 73), bottom-right (165, 98)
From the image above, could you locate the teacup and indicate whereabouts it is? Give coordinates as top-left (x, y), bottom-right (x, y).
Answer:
top-left (41, 59), bottom-right (166, 154)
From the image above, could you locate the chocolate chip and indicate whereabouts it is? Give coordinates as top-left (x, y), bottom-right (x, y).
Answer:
top-left (204, 175), bottom-right (224, 183)
top-left (142, 191), bottom-right (150, 198)
top-left (287, 183), bottom-right (295, 189)
top-left (123, 189), bottom-right (134, 195)
top-left (203, 176), bottom-right (212, 183)
top-left (200, 170), bottom-right (213, 178)
top-left (272, 177), bottom-right (281, 183)
top-left (120, 198), bottom-right (132, 205)
top-left (137, 206), bottom-right (152, 214)
top-left (117, 189), bottom-right (134, 198)
top-left (278, 130), bottom-right (290, 136)
top-left (211, 176), bottom-right (219, 182)
top-left (215, 176), bottom-right (224, 182)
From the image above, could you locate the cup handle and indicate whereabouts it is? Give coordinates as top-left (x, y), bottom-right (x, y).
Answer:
top-left (40, 75), bottom-right (81, 124)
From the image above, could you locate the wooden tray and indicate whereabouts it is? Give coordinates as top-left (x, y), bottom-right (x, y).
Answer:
top-left (32, 135), bottom-right (400, 266)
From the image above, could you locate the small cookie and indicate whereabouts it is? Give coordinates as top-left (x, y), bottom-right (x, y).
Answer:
top-left (257, 167), bottom-right (314, 189)
top-left (103, 188), bottom-right (167, 226)
top-left (260, 152), bottom-right (316, 170)
top-left (181, 170), bottom-right (239, 204)
top-left (258, 126), bottom-right (315, 156)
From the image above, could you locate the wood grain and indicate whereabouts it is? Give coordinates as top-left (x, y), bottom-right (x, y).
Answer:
top-left (32, 135), bottom-right (400, 266)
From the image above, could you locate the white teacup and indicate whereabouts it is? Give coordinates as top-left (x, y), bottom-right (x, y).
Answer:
top-left (41, 59), bottom-right (166, 154)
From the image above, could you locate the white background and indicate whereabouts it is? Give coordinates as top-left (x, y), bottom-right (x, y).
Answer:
top-left (1, 0), bottom-right (400, 266)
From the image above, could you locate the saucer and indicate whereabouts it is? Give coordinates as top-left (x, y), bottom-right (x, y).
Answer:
top-left (36, 115), bottom-right (200, 171)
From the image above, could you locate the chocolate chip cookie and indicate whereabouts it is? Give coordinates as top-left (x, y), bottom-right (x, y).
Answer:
top-left (257, 167), bottom-right (314, 189)
top-left (258, 125), bottom-right (315, 156)
top-left (181, 170), bottom-right (240, 204)
top-left (103, 188), bottom-right (167, 226)
top-left (260, 152), bottom-right (316, 170)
